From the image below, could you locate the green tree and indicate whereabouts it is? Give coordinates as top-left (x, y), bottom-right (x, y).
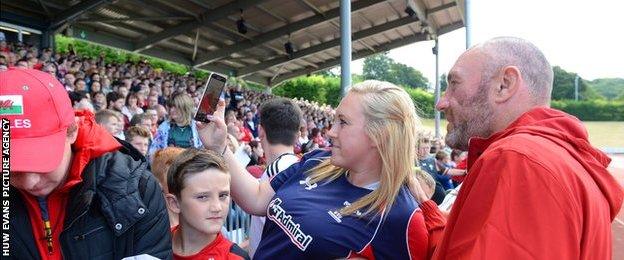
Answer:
top-left (313, 70), bottom-right (335, 77)
top-left (389, 62), bottom-right (428, 89)
top-left (439, 73), bottom-right (448, 92)
top-left (273, 75), bottom-right (329, 104)
top-left (589, 78), bottom-right (624, 100)
top-left (363, 53), bottom-right (393, 82)
top-left (552, 66), bottom-right (596, 100)
top-left (363, 53), bottom-right (429, 89)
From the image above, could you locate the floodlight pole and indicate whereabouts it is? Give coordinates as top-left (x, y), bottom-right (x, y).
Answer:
top-left (434, 39), bottom-right (441, 139)
top-left (465, 0), bottom-right (472, 49)
top-left (574, 75), bottom-right (579, 101)
top-left (340, 0), bottom-right (352, 97)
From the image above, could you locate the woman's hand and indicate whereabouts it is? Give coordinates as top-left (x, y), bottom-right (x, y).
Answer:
top-left (196, 99), bottom-right (228, 152)
top-left (407, 174), bottom-right (431, 204)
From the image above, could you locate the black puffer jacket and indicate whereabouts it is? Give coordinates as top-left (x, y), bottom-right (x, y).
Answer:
top-left (9, 141), bottom-right (172, 259)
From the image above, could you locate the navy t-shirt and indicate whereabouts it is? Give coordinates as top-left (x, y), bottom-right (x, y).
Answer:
top-left (254, 150), bottom-right (429, 259)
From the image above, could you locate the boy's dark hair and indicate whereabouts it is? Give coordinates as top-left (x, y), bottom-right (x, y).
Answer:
top-left (68, 90), bottom-right (88, 106)
top-left (106, 92), bottom-right (124, 104)
top-left (259, 98), bottom-right (302, 146)
top-left (450, 149), bottom-right (463, 161)
top-left (167, 148), bottom-right (228, 196)
top-left (74, 78), bottom-right (85, 86)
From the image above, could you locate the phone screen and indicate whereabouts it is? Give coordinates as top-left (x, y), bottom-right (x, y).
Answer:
top-left (194, 73), bottom-right (227, 123)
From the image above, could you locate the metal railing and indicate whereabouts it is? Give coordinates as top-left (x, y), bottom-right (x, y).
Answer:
top-left (223, 202), bottom-right (251, 245)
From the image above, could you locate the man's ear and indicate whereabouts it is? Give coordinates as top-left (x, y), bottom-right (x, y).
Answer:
top-left (258, 125), bottom-right (265, 139)
top-left (68, 117), bottom-right (80, 145)
top-left (165, 193), bottom-right (181, 214)
top-left (495, 66), bottom-right (522, 103)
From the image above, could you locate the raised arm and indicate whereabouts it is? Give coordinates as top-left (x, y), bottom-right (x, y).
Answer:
top-left (196, 100), bottom-right (275, 215)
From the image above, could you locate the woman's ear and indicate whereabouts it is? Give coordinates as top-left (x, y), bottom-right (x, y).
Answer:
top-left (165, 193), bottom-right (181, 214)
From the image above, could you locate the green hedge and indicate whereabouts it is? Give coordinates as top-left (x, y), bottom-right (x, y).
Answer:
top-left (404, 87), bottom-right (435, 118)
top-left (55, 35), bottom-right (192, 76)
top-left (551, 100), bottom-right (624, 121)
top-left (273, 75), bottom-right (341, 107)
top-left (273, 75), bottom-right (437, 117)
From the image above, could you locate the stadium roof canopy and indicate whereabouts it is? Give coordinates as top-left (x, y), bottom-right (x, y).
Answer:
top-left (1, 0), bottom-right (465, 86)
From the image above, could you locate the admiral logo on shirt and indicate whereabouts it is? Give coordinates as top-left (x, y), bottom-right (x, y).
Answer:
top-left (267, 198), bottom-right (313, 251)
top-left (299, 177), bottom-right (318, 190)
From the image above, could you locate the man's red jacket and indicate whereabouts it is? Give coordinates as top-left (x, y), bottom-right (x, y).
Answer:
top-left (422, 107), bottom-right (624, 259)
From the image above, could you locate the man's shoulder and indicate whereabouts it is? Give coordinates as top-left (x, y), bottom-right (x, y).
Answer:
top-left (91, 144), bottom-right (151, 195)
top-left (486, 133), bottom-right (566, 163)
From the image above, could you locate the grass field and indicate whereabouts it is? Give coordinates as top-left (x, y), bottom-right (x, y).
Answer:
top-left (420, 119), bottom-right (624, 148)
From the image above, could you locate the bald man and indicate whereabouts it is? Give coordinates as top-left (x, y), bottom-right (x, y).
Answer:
top-left (410, 37), bottom-right (623, 259)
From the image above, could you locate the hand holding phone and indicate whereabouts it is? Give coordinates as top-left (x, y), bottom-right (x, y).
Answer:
top-left (194, 73), bottom-right (227, 123)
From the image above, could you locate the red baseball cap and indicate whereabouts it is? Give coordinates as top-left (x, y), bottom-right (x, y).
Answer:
top-left (0, 68), bottom-right (75, 173)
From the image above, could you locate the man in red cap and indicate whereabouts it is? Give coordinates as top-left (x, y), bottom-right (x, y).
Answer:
top-left (1, 68), bottom-right (172, 259)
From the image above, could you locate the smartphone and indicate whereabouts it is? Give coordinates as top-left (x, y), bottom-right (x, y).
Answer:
top-left (194, 73), bottom-right (227, 123)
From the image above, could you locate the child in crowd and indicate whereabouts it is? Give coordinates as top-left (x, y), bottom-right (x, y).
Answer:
top-left (125, 126), bottom-right (151, 157)
top-left (95, 109), bottom-right (125, 140)
top-left (165, 149), bottom-right (249, 260)
top-left (151, 147), bottom-right (186, 228)
top-left (435, 151), bottom-right (455, 190)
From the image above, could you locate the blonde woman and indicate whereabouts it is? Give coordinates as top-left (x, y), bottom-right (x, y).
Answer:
top-left (198, 80), bottom-right (435, 259)
top-left (149, 93), bottom-right (202, 155)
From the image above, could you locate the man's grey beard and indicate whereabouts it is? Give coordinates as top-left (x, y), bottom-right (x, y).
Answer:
top-left (445, 106), bottom-right (494, 150)
top-left (445, 88), bottom-right (495, 150)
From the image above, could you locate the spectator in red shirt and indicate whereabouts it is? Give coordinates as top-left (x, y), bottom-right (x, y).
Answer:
top-left (409, 36), bottom-right (623, 259)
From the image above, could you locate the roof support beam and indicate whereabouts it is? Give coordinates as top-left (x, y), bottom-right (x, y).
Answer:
top-left (70, 25), bottom-right (193, 65)
top-left (75, 16), bottom-right (193, 23)
top-left (49, 0), bottom-right (112, 29)
top-left (256, 5), bottom-right (288, 23)
top-left (200, 63), bottom-right (271, 86)
top-left (238, 16), bottom-right (419, 76)
top-left (133, 0), bottom-right (267, 52)
top-left (427, 2), bottom-right (457, 15)
top-left (194, 0), bottom-right (382, 67)
top-left (70, 24), bottom-right (270, 86)
top-left (406, 0), bottom-right (438, 35)
top-left (36, 0), bottom-right (52, 17)
top-left (268, 33), bottom-right (428, 85)
top-left (438, 21), bottom-right (464, 35)
top-left (296, 0), bottom-right (325, 16)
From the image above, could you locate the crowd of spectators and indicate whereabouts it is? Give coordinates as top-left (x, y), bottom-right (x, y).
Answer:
top-left (2, 39), bottom-right (470, 256)
top-left (1, 38), bottom-right (467, 191)
top-left (0, 40), bottom-right (337, 161)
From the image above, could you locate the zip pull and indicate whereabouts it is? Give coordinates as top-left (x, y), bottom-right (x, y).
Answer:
top-left (44, 220), bottom-right (53, 254)
top-left (37, 197), bottom-right (54, 255)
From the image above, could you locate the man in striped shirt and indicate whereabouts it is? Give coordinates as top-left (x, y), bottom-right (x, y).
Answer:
top-left (248, 98), bottom-right (303, 258)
